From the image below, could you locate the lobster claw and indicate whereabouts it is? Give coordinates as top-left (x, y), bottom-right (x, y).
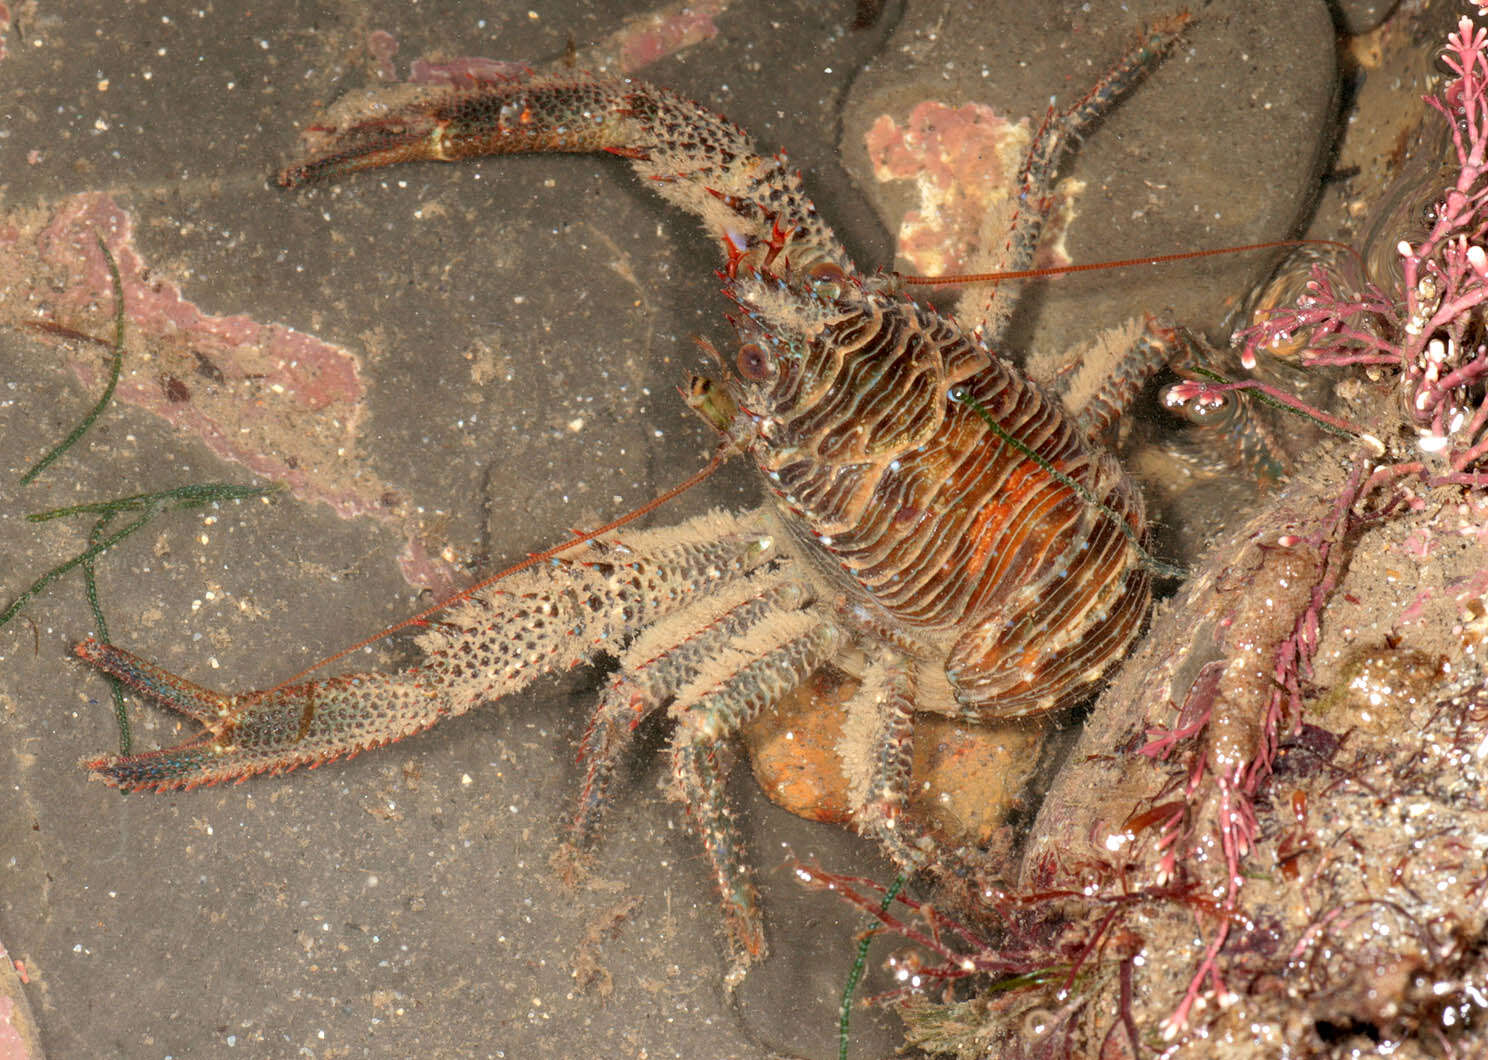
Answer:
top-left (277, 75), bottom-right (631, 189)
top-left (75, 638), bottom-right (439, 792)
top-left (278, 101), bottom-right (451, 188)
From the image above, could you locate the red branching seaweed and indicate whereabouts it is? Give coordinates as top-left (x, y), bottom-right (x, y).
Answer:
top-left (1244, 16), bottom-right (1488, 483)
top-left (793, 860), bottom-right (1207, 1015)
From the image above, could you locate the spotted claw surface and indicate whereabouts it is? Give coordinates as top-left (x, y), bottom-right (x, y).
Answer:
top-left (75, 638), bottom-right (441, 791)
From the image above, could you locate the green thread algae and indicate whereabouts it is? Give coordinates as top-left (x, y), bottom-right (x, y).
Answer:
top-left (952, 387), bottom-right (1188, 581)
top-left (82, 510), bottom-right (130, 750)
top-left (6, 481), bottom-right (280, 751)
top-left (2, 483), bottom-right (282, 633)
top-left (839, 873), bottom-right (905, 1060)
top-left (20, 233), bottom-right (126, 486)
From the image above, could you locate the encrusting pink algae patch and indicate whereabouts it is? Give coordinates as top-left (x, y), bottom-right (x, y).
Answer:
top-left (2, 10), bottom-right (736, 597)
top-left (0, 192), bottom-right (460, 592)
top-left (368, 0), bottom-right (727, 85)
top-left (611, 0), bottom-right (726, 74)
top-left (865, 100), bottom-right (1082, 277)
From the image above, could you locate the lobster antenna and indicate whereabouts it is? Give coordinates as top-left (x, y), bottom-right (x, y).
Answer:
top-left (250, 445), bottom-right (732, 698)
top-left (898, 239), bottom-right (1360, 288)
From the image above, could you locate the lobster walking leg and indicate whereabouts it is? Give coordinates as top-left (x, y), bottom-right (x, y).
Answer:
top-left (962, 14), bottom-right (1191, 343)
top-left (837, 654), bottom-right (929, 870)
top-left (666, 614), bottom-right (843, 975)
top-left (567, 572), bottom-right (803, 848)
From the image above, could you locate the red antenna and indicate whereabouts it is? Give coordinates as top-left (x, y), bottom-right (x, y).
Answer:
top-left (252, 445), bottom-right (731, 698)
top-left (897, 239), bottom-right (1359, 288)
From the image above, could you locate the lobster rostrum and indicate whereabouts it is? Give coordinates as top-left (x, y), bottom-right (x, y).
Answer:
top-left (75, 19), bottom-right (1187, 977)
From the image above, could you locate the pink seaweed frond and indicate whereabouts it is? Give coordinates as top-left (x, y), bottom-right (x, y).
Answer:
top-left (1243, 15), bottom-right (1488, 479)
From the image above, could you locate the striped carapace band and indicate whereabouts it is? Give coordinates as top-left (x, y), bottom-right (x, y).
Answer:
top-left (712, 263), bottom-right (1149, 716)
top-left (75, 15), bottom-right (1185, 982)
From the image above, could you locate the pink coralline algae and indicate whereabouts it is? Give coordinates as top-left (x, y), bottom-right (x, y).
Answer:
top-left (865, 101), bottom-right (1080, 277)
top-left (0, 193), bottom-right (476, 585)
top-left (612, 0), bottom-right (725, 74)
top-left (2, 193), bottom-right (468, 591)
top-left (367, 29), bottom-right (399, 81)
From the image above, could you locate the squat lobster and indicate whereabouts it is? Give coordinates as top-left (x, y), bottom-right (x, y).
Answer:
top-left (77, 16), bottom-right (1188, 979)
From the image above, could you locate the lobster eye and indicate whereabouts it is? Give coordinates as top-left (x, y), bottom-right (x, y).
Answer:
top-left (807, 260), bottom-right (849, 298)
top-left (1160, 383), bottom-right (1236, 428)
top-left (736, 341), bottom-right (775, 382)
